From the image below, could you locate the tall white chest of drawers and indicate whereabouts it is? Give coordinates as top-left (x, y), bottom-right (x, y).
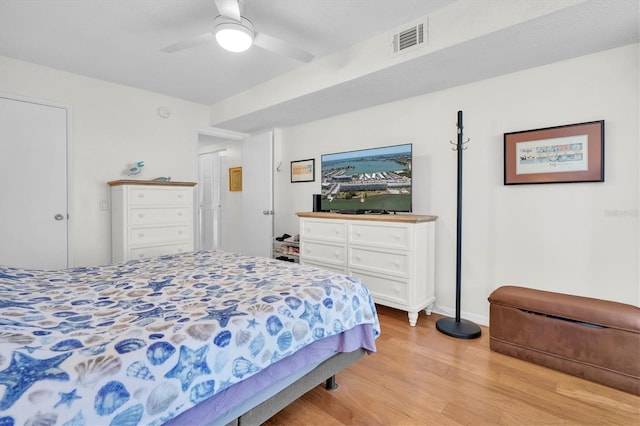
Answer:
top-left (297, 212), bottom-right (437, 326)
top-left (109, 180), bottom-right (196, 262)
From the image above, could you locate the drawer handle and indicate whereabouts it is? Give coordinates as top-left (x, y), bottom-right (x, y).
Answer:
top-left (393, 234), bottom-right (400, 240)
top-left (178, 231), bottom-right (183, 235)
top-left (334, 251), bottom-right (340, 258)
top-left (138, 253), bottom-right (145, 258)
top-left (138, 213), bottom-right (144, 218)
top-left (356, 255), bottom-right (362, 261)
top-left (138, 233), bottom-right (145, 238)
top-left (177, 194), bottom-right (183, 199)
top-left (177, 212), bottom-right (183, 216)
top-left (138, 193), bottom-right (144, 199)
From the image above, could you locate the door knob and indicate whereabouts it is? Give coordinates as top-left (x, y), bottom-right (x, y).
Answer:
top-left (54, 214), bottom-right (65, 220)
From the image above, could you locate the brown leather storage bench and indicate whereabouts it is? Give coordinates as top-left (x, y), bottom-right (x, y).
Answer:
top-left (488, 286), bottom-right (640, 395)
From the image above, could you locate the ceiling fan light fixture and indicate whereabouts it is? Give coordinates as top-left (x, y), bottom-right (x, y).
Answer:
top-left (214, 16), bottom-right (254, 53)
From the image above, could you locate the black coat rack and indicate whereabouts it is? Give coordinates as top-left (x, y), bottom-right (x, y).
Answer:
top-left (435, 110), bottom-right (482, 339)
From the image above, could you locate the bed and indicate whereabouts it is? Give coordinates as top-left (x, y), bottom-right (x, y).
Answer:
top-left (0, 250), bottom-right (379, 425)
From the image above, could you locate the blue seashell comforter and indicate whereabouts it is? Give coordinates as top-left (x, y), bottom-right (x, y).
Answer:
top-left (0, 250), bottom-right (380, 425)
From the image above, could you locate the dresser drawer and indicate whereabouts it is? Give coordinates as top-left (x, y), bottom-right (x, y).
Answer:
top-left (300, 219), bottom-right (347, 242)
top-left (128, 187), bottom-right (192, 206)
top-left (129, 207), bottom-right (191, 225)
top-left (129, 242), bottom-right (192, 260)
top-left (301, 241), bottom-right (346, 266)
top-left (349, 222), bottom-right (410, 250)
top-left (129, 225), bottom-right (191, 245)
top-left (349, 269), bottom-right (408, 305)
top-left (349, 246), bottom-right (409, 277)
top-left (301, 259), bottom-right (347, 275)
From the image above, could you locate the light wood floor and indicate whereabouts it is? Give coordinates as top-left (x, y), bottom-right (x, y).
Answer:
top-left (264, 305), bottom-right (640, 426)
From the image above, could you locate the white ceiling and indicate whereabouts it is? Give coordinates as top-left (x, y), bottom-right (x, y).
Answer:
top-left (0, 0), bottom-right (638, 133)
top-left (0, 0), bottom-right (449, 104)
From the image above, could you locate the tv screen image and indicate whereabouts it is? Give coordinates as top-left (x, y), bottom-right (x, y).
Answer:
top-left (320, 143), bottom-right (412, 213)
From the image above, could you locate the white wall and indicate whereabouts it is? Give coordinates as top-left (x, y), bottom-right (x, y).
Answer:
top-left (274, 44), bottom-right (639, 324)
top-left (0, 56), bottom-right (211, 267)
top-left (1, 44), bottom-right (636, 324)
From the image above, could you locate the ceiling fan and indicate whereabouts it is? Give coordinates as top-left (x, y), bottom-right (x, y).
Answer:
top-left (161, 0), bottom-right (314, 62)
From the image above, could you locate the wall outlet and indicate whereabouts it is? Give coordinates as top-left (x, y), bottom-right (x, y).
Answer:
top-left (99, 199), bottom-right (110, 211)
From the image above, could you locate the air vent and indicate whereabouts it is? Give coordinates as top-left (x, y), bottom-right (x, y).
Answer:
top-left (391, 19), bottom-right (427, 56)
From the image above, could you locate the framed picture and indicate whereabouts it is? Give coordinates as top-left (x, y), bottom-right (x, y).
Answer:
top-left (229, 167), bottom-right (242, 191)
top-left (504, 120), bottom-right (604, 185)
top-left (291, 159), bottom-right (315, 183)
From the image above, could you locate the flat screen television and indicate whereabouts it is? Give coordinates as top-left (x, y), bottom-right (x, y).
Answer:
top-left (320, 143), bottom-right (412, 213)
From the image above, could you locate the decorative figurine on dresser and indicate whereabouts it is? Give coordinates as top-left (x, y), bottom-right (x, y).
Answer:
top-left (109, 180), bottom-right (196, 262)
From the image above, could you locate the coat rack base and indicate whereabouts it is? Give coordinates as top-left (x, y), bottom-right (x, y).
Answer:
top-left (436, 316), bottom-right (482, 339)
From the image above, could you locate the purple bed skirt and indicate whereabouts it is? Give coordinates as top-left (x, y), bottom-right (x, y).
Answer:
top-left (165, 323), bottom-right (377, 425)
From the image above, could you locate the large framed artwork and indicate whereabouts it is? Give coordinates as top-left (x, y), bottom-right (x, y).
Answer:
top-left (291, 159), bottom-right (315, 183)
top-left (504, 120), bottom-right (604, 185)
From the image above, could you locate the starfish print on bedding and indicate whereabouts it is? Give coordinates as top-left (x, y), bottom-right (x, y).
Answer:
top-left (165, 345), bottom-right (211, 391)
top-left (146, 278), bottom-right (175, 293)
top-left (0, 299), bottom-right (34, 309)
top-left (310, 279), bottom-right (344, 296)
top-left (300, 301), bottom-right (323, 328)
top-left (0, 271), bottom-right (33, 281)
top-left (0, 351), bottom-right (71, 410)
top-left (47, 320), bottom-right (93, 334)
top-left (199, 305), bottom-right (247, 327)
top-left (128, 306), bottom-right (170, 323)
top-left (16, 345), bottom-right (41, 354)
top-left (54, 388), bottom-right (81, 408)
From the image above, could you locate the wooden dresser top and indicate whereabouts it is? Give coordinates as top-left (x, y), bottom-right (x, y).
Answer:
top-left (296, 211), bottom-right (437, 223)
top-left (108, 180), bottom-right (197, 187)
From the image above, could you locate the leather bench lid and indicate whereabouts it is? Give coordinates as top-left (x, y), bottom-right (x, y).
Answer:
top-left (488, 285), bottom-right (640, 333)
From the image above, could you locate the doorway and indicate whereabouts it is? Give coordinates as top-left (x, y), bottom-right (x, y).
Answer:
top-left (198, 150), bottom-right (225, 250)
top-left (195, 128), bottom-right (273, 257)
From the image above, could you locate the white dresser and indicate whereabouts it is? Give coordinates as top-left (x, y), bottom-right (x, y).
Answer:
top-left (109, 180), bottom-right (196, 262)
top-left (297, 212), bottom-right (437, 326)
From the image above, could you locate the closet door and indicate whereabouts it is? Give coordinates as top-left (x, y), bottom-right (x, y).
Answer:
top-left (241, 131), bottom-right (273, 258)
top-left (0, 96), bottom-right (69, 269)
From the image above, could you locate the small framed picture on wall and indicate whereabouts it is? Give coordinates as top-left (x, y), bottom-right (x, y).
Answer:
top-left (291, 159), bottom-right (315, 183)
top-left (229, 167), bottom-right (242, 191)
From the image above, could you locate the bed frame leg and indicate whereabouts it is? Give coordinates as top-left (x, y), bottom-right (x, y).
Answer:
top-left (325, 375), bottom-right (338, 390)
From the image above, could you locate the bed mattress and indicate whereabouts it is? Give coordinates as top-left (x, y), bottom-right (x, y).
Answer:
top-left (0, 250), bottom-right (380, 425)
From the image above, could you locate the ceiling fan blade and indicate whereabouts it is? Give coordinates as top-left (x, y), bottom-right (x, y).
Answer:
top-left (161, 33), bottom-right (215, 53)
top-left (214, 0), bottom-right (241, 22)
top-left (254, 32), bottom-right (314, 63)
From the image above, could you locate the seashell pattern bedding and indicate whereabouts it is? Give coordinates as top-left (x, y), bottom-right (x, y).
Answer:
top-left (0, 250), bottom-right (380, 425)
